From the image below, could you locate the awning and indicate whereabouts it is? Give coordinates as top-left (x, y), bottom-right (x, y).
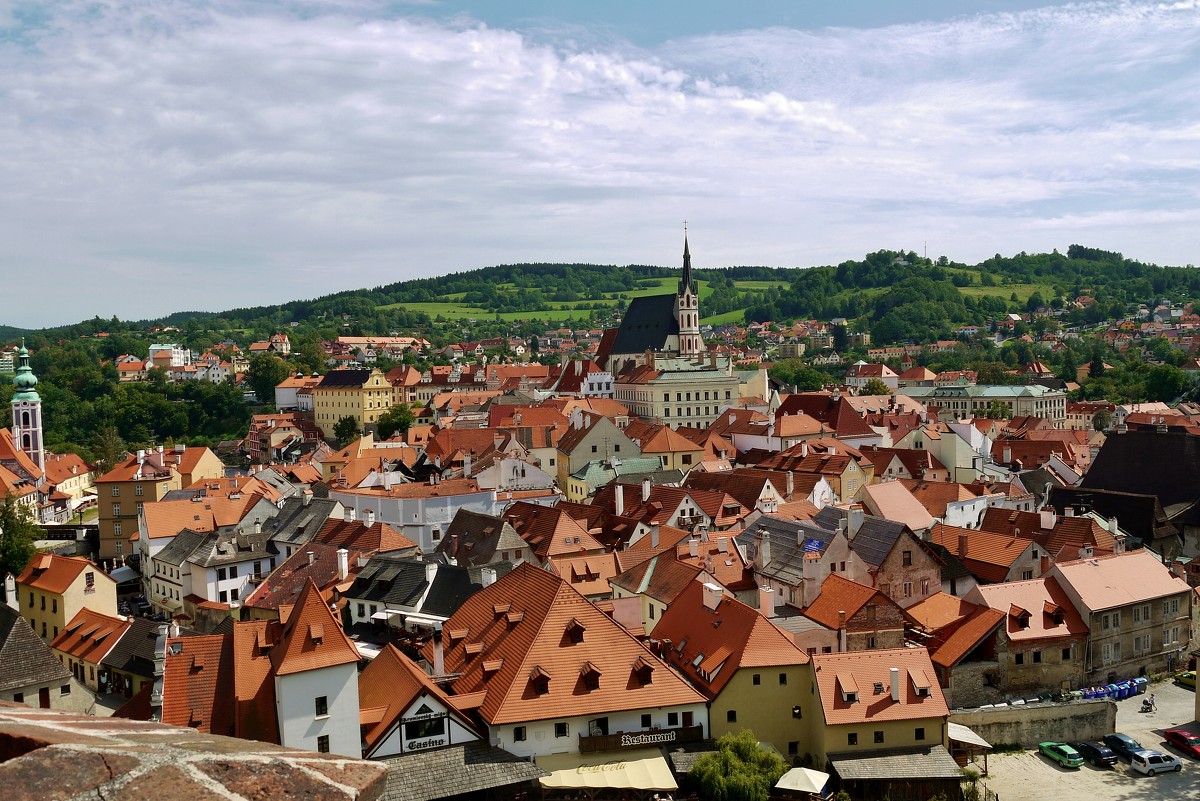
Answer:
top-left (947, 722), bottom-right (991, 751)
top-left (776, 767), bottom-right (830, 794)
top-left (537, 748), bottom-right (677, 791)
top-left (109, 566), bottom-right (139, 584)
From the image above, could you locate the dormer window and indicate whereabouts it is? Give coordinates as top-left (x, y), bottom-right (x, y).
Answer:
top-left (580, 661), bottom-right (602, 691)
top-left (632, 656), bottom-right (654, 687)
top-left (530, 666), bottom-right (551, 696)
top-left (565, 618), bottom-right (586, 644)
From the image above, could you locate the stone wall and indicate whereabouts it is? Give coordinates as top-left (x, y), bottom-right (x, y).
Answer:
top-left (0, 702), bottom-right (387, 801)
top-left (950, 698), bottom-right (1116, 748)
top-left (946, 660), bottom-right (1005, 710)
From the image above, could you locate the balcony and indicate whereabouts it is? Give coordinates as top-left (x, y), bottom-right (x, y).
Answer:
top-left (578, 724), bottom-right (703, 754)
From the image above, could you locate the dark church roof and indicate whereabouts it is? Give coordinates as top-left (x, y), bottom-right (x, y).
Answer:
top-left (1081, 429), bottom-right (1200, 520)
top-left (609, 294), bottom-right (679, 357)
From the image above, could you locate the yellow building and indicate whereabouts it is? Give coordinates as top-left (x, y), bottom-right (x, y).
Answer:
top-left (651, 581), bottom-right (815, 758)
top-left (16, 554), bottom-right (117, 641)
top-left (311, 368), bottom-right (393, 439)
top-left (614, 353), bottom-right (741, 430)
top-left (94, 446), bottom-right (223, 561)
top-left (808, 648), bottom-right (950, 769)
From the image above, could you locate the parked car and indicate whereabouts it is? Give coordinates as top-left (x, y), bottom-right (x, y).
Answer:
top-left (1177, 671), bottom-right (1197, 689)
top-left (1038, 742), bottom-right (1084, 768)
top-left (1129, 750), bottom-right (1182, 776)
top-left (1164, 728), bottom-right (1200, 759)
top-left (1103, 733), bottom-right (1145, 760)
top-left (1070, 741), bottom-right (1118, 767)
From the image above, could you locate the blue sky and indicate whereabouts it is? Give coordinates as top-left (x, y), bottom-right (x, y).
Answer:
top-left (1, 0), bottom-right (1198, 327)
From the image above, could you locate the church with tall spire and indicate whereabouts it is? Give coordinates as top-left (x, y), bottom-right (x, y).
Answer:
top-left (596, 231), bottom-right (766, 429)
top-left (11, 341), bottom-right (45, 472)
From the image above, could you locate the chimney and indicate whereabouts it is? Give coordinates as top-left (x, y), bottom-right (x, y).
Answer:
top-left (481, 567), bottom-right (497, 587)
top-left (758, 586), bottom-right (775, 618)
top-left (1078, 546), bottom-right (1093, 559)
top-left (344, 508), bottom-right (356, 523)
top-left (1040, 554), bottom-right (1050, 573)
top-left (337, 548), bottom-right (349, 581)
top-left (848, 507), bottom-right (865, 538)
top-left (756, 529), bottom-right (772, 568)
top-left (785, 471), bottom-right (794, 500)
top-left (170, 621), bottom-right (180, 638)
top-left (890, 666), bottom-right (901, 702)
top-left (642, 477), bottom-right (652, 503)
top-left (801, 441), bottom-right (809, 458)
top-left (365, 509), bottom-right (376, 528)
top-left (689, 539), bottom-right (700, 558)
top-left (1002, 447), bottom-right (1012, 464)
top-left (958, 532), bottom-right (968, 557)
top-left (615, 484), bottom-right (625, 516)
top-left (302, 489), bottom-right (312, 507)
top-left (137, 449), bottom-right (145, 465)
top-left (837, 610), bottom-right (848, 652)
top-left (718, 536), bottom-right (729, 553)
top-left (426, 562), bottom-right (438, 585)
top-left (464, 453), bottom-right (473, 475)
top-left (151, 624), bottom-right (168, 721)
top-left (650, 525), bottom-right (660, 549)
top-left (432, 623), bottom-right (445, 676)
top-left (1039, 509), bottom-right (1056, 530)
top-left (702, 582), bottom-right (723, 611)
top-left (307, 550), bottom-right (316, 566)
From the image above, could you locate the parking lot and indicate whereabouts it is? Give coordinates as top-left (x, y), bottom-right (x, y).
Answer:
top-left (978, 680), bottom-right (1200, 801)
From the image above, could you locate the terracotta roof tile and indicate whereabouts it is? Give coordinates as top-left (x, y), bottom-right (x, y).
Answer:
top-left (427, 562), bottom-right (704, 725)
top-left (16, 554), bottom-right (106, 596)
top-left (812, 648), bottom-right (949, 724)
top-left (231, 620), bottom-right (279, 743)
top-left (803, 574), bottom-right (885, 630)
top-left (928, 607), bottom-right (1006, 669)
top-left (50, 609), bottom-right (130, 664)
top-left (269, 580), bottom-right (360, 676)
top-left (928, 523), bottom-right (1036, 583)
top-left (971, 577), bottom-right (1089, 643)
top-left (161, 634), bottom-right (235, 735)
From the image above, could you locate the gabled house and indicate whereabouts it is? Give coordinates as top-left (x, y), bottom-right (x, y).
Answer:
top-left (16, 554), bottom-right (117, 641)
top-left (434, 509), bottom-right (533, 567)
top-left (651, 581), bottom-right (811, 757)
top-left (927, 524), bottom-right (1045, 586)
top-left (799, 574), bottom-right (913, 655)
top-left (426, 562), bottom-right (709, 759)
top-left (0, 604), bottom-right (84, 711)
top-left (609, 554), bottom-right (705, 635)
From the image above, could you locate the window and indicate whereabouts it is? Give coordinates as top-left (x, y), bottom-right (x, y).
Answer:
top-left (13, 693), bottom-right (23, 704)
top-left (779, 673), bottom-right (788, 685)
top-left (648, 605), bottom-right (655, 620)
top-left (513, 726), bottom-right (527, 742)
top-left (903, 582), bottom-right (913, 598)
top-left (591, 445), bottom-right (598, 454)
top-left (27, 592), bottom-right (32, 608)
top-left (752, 673), bottom-right (761, 686)
top-left (1015, 652), bottom-right (1024, 666)
top-left (727, 710), bottom-right (737, 722)
top-left (317, 735), bottom-right (330, 753)
top-left (357, 604), bottom-right (365, 618)
top-left (1062, 646), bottom-right (1072, 660)
top-left (788, 741), bottom-right (799, 756)
top-left (230, 566), bottom-right (238, 579)
top-left (42, 622), bottom-right (46, 638)
top-left (641, 713), bottom-right (652, 728)
top-left (60, 685), bottom-right (71, 695)
top-left (1032, 650), bottom-right (1042, 664)
top-left (915, 727), bottom-right (926, 741)
top-left (315, 696), bottom-right (328, 716)
top-left (902, 550), bottom-right (912, 566)
top-left (135, 485), bottom-right (144, 497)
top-left (874, 731), bottom-right (884, 744)
top-left (217, 568), bottom-right (227, 581)
top-left (1021, 570), bottom-right (1033, 580)
top-left (219, 591), bottom-right (228, 603)
top-left (111, 504), bottom-right (121, 516)
top-left (848, 733), bottom-right (858, 746)
top-left (40, 595), bottom-right (45, 611)
top-left (555, 722), bottom-right (569, 738)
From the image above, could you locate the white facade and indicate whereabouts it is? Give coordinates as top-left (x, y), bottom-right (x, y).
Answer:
top-left (366, 692), bottom-right (479, 759)
top-left (489, 702), bottom-right (710, 759)
top-left (331, 488), bottom-right (503, 553)
top-left (275, 662), bottom-right (360, 757)
top-left (148, 343), bottom-right (193, 367)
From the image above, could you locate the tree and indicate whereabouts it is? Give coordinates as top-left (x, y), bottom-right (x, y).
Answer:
top-left (689, 729), bottom-right (787, 801)
top-left (246, 354), bottom-right (290, 404)
top-left (1092, 408), bottom-right (1112, 431)
top-left (91, 425), bottom-right (126, 477)
top-left (1145, 364), bottom-right (1186, 403)
top-left (333, 415), bottom-right (360, 444)
top-left (980, 399), bottom-right (1013, 420)
top-left (376, 405), bottom-right (415, 440)
top-left (860, 378), bottom-right (892, 396)
top-left (0, 496), bottom-right (38, 580)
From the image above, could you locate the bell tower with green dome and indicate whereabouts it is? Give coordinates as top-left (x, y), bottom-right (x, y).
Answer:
top-left (11, 340), bottom-right (44, 472)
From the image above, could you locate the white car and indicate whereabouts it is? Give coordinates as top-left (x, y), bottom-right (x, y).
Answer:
top-left (1130, 750), bottom-right (1182, 776)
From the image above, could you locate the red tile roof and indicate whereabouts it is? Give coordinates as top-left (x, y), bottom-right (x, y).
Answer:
top-left (971, 577), bottom-right (1089, 643)
top-left (161, 634), bottom-right (235, 735)
top-left (17, 554), bottom-right (106, 596)
top-left (812, 648), bottom-right (949, 724)
top-left (269, 580), bottom-right (360, 676)
top-left (50, 609), bottom-right (130, 664)
top-left (427, 562), bottom-right (705, 725)
top-left (928, 523), bottom-right (1036, 583)
top-left (230, 620), bottom-right (279, 743)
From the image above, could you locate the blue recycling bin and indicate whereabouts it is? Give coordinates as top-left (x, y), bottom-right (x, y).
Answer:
top-left (1116, 681), bottom-right (1132, 699)
top-left (1082, 687), bottom-right (1097, 699)
top-left (1132, 677), bottom-right (1149, 694)
top-left (1106, 683), bottom-right (1121, 698)
top-left (1070, 690), bottom-right (1084, 702)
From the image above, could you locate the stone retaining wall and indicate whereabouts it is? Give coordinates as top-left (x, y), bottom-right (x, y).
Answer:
top-left (950, 698), bottom-right (1116, 747)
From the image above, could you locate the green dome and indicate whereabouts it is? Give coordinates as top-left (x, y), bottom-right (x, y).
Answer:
top-left (12, 342), bottom-right (40, 402)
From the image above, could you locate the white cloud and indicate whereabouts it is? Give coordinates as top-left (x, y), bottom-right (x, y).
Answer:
top-left (1, 0), bottom-right (1198, 327)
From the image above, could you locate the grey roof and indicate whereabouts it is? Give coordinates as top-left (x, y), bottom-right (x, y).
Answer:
top-left (248, 467), bottom-right (302, 499)
top-left (380, 742), bottom-right (546, 801)
top-left (0, 605), bottom-right (71, 693)
top-left (744, 514), bottom-right (839, 585)
top-left (828, 745), bottom-right (963, 780)
top-left (155, 529), bottom-right (209, 567)
top-left (610, 293), bottom-right (679, 356)
top-left (318, 369), bottom-right (372, 387)
top-left (847, 517), bottom-right (911, 568)
top-left (188, 525), bottom-right (277, 568)
top-left (270, 495), bottom-right (341, 546)
top-left (344, 556), bottom-right (485, 618)
top-left (433, 510), bottom-right (521, 567)
top-left (100, 618), bottom-right (196, 679)
top-left (924, 541), bottom-right (974, 582)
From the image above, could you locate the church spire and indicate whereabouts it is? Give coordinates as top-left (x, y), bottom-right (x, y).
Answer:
top-left (679, 224), bottom-right (696, 296)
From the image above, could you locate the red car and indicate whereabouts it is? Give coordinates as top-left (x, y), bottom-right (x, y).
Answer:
top-left (1164, 728), bottom-right (1200, 759)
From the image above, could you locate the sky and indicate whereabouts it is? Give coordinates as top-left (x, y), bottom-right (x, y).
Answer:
top-left (1, 0), bottom-right (1199, 328)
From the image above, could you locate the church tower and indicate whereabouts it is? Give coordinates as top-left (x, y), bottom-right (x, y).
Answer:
top-left (11, 341), bottom-right (44, 472)
top-left (675, 230), bottom-right (703, 357)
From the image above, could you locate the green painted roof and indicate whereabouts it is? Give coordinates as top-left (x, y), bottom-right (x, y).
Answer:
top-left (11, 343), bottom-right (39, 403)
